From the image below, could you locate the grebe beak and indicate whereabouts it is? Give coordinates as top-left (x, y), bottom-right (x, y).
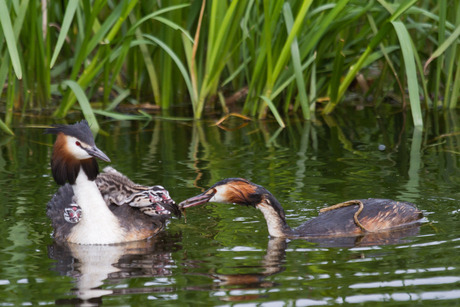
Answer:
top-left (86, 146), bottom-right (111, 162)
top-left (179, 191), bottom-right (214, 209)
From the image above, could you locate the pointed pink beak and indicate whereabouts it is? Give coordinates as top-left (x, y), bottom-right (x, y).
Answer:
top-left (179, 192), bottom-right (214, 209)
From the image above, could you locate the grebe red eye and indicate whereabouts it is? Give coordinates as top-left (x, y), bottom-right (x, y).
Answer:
top-left (75, 141), bottom-right (81, 147)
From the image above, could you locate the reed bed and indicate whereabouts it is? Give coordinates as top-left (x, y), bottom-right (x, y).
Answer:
top-left (0, 0), bottom-right (459, 135)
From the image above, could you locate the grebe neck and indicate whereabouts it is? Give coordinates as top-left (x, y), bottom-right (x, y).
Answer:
top-left (256, 198), bottom-right (294, 237)
top-left (68, 168), bottom-right (125, 244)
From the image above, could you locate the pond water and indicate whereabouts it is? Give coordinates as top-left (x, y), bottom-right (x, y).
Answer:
top-left (0, 108), bottom-right (459, 306)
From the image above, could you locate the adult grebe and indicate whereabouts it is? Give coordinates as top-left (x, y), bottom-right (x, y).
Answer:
top-left (45, 120), bottom-right (179, 244)
top-left (179, 178), bottom-right (423, 238)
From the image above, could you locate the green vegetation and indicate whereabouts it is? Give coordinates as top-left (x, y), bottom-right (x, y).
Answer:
top-left (0, 0), bottom-right (459, 135)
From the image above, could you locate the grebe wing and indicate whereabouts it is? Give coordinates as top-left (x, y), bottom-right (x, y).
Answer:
top-left (47, 184), bottom-right (80, 242)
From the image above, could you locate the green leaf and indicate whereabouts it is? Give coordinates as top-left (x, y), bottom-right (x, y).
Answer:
top-left (448, 51), bottom-right (460, 108)
top-left (271, 0), bottom-right (313, 86)
top-left (392, 21), bottom-right (423, 128)
top-left (62, 80), bottom-right (100, 132)
top-left (92, 109), bottom-right (151, 121)
top-left (329, 39), bottom-right (345, 107)
top-left (0, 118), bottom-right (14, 136)
top-left (86, 1), bottom-right (124, 56)
top-left (388, 0), bottom-right (418, 21)
top-left (324, 0), bottom-right (418, 114)
top-left (143, 34), bottom-right (194, 108)
top-left (260, 95), bottom-right (285, 128)
top-left (153, 16), bottom-right (194, 43)
top-left (0, 0), bottom-right (22, 79)
top-left (105, 89), bottom-right (131, 111)
top-left (50, 1), bottom-right (78, 68)
top-left (105, 0), bottom-right (138, 43)
top-left (0, 53), bottom-right (9, 99)
top-left (126, 4), bottom-right (190, 37)
top-left (424, 24), bottom-right (460, 72)
top-left (283, 2), bottom-right (310, 120)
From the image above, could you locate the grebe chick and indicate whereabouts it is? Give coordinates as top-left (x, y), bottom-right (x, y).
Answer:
top-left (179, 178), bottom-right (423, 238)
top-left (45, 120), bottom-right (179, 244)
top-left (96, 166), bottom-right (180, 217)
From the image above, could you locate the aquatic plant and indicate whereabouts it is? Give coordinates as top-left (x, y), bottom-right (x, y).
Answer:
top-left (0, 0), bottom-right (459, 134)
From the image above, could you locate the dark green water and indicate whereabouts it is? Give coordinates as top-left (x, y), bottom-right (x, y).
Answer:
top-left (0, 108), bottom-right (459, 306)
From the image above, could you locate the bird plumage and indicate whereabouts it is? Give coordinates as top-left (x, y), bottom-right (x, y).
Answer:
top-left (45, 121), bottom-right (110, 185)
top-left (179, 178), bottom-right (423, 239)
top-left (96, 167), bottom-right (178, 215)
top-left (45, 120), bottom-right (179, 244)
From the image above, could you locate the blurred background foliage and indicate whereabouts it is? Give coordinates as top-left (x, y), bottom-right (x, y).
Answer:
top-left (0, 0), bottom-right (459, 135)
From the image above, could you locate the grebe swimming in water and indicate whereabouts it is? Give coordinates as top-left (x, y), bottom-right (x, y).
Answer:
top-left (46, 120), bottom-right (179, 244)
top-left (179, 178), bottom-right (423, 238)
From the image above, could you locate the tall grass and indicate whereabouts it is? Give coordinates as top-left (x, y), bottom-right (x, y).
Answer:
top-left (0, 0), bottom-right (459, 134)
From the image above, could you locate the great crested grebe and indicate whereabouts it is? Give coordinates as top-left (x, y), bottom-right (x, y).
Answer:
top-left (45, 120), bottom-right (179, 244)
top-left (179, 178), bottom-right (424, 238)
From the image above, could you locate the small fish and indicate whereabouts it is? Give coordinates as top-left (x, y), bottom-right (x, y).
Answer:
top-left (180, 207), bottom-right (187, 223)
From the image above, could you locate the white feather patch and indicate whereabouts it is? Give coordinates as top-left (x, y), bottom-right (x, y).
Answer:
top-left (209, 185), bottom-right (230, 203)
top-left (68, 169), bottom-right (126, 244)
top-left (65, 136), bottom-right (92, 160)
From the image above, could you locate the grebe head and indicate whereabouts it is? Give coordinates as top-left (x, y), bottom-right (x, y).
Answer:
top-left (45, 120), bottom-right (110, 185)
top-left (45, 120), bottom-right (110, 162)
top-left (179, 178), bottom-right (286, 220)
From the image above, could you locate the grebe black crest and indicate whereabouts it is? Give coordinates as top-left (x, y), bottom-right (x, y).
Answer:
top-left (179, 178), bottom-right (424, 239)
top-left (45, 120), bottom-right (179, 244)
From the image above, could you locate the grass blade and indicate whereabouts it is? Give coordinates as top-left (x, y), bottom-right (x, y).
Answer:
top-left (0, 118), bottom-right (14, 136)
top-left (126, 3), bottom-right (190, 36)
top-left (448, 50), bottom-right (460, 108)
top-left (0, 0), bottom-right (22, 79)
top-left (104, 0), bottom-right (138, 43)
top-left (49, 0), bottom-right (78, 68)
top-left (143, 34), bottom-right (194, 106)
top-left (434, 0), bottom-right (447, 110)
top-left (153, 16), bottom-right (194, 43)
top-left (283, 2), bottom-right (310, 120)
top-left (86, 2), bottom-right (125, 57)
top-left (325, 0), bottom-right (418, 114)
top-left (92, 109), bottom-right (151, 121)
top-left (0, 53), bottom-right (9, 99)
top-left (260, 95), bottom-right (285, 128)
top-left (424, 24), bottom-right (460, 72)
top-left (105, 89), bottom-right (131, 111)
top-left (62, 80), bottom-right (99, 132)
top-left (271, 0), bottom-right (312, 86)
top-left (392, 21), bottom-right (423, 128)
top-left (329, 39), bottom-right (345, 106)
top-left (132, 26), bottom-right (161, 104)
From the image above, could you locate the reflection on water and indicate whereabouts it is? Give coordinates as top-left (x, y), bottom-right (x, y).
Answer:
top-left (304, 224), bottom-right (421, 248)
top-left (48, 232), bottom-right (181, 305)
top-left (185, 238), bottom-right (287, 303)
top-left (0, 109), bottom-right (459, 305)
top-left (45, 224), bottom-right (423, 305)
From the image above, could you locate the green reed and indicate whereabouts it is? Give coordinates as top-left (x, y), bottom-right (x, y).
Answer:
top-left (0, 0), bottom-right (459, 135)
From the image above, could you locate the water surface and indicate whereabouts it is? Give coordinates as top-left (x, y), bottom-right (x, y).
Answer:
top-left (0, 108), bottom-right (459, 305)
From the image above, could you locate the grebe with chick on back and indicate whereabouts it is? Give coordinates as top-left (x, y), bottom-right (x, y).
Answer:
top-left (179, 178), bottom-right (423, 239)
top-left (45, 120), bottom-right (180, 244)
